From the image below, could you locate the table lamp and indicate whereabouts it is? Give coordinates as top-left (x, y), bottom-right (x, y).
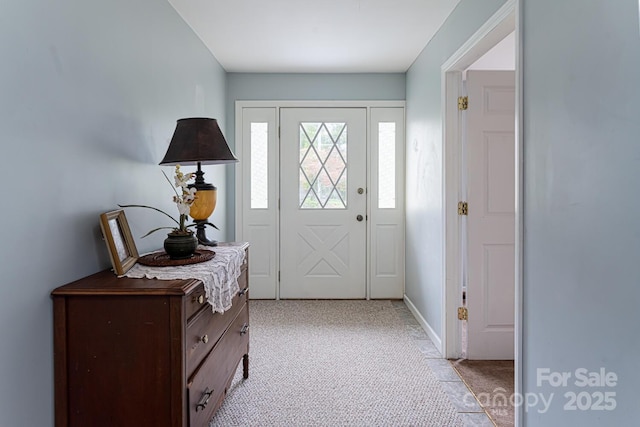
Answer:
top-left (160, 118), bottom-right (238, 246)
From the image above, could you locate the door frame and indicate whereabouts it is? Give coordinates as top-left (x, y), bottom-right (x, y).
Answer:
top-left (440, 0), bottom-right (523, 423)
top-left (235, 100), bottom-right (406, 300)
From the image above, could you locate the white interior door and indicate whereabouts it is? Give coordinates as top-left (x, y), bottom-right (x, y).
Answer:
top-left (280, 108), bottom-right (367, 298)
top-left (466, 70), bottom-right (515, 360)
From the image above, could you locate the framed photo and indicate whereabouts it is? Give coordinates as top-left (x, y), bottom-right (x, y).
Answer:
top-left (99, 209), bottom-right (139, 275)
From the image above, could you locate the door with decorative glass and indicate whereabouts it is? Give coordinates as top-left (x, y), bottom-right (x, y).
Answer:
top-left (280, 108), bottom-right (367, 298)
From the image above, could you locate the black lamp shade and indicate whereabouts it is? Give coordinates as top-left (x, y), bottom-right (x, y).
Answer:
top-left (160, 118), bottom-right (238, 165)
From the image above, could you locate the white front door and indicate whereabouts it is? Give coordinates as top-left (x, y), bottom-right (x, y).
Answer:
top-left (466, 70), bottom-right (515, 360)
top-left (280, 108), bottom-right (367, 298)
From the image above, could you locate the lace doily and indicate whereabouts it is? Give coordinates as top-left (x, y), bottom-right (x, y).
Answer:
top-left (124, 244), bottom-right (246, 314)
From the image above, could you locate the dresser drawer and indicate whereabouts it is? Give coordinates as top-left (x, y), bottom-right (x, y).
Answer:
top-left (241, 249), bottom-right (248, 271)
top-left (185, 283), bottom-right (208, 321)
top-left (186, 286), bottom-right (248, 375)
top-left (188, 305), bottom-right (249, 426)
top-left (237, 268), bottom-right (248, 297)
top-left (185, 249), bottom-right (248, 322)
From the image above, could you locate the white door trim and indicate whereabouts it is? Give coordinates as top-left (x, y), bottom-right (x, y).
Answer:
top-left (235, 100), bottom-right (406, 109)
top-left (440, 0), bottom-right (523, 424)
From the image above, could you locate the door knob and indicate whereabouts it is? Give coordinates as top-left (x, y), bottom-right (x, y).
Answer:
top-left (356, 215), bottom-right (363, 222)
top-left (357, 188), bottom-right (364, 194)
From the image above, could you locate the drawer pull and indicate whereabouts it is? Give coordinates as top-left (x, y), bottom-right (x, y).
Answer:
top-left (193, 294), bottom-right (204, 305)
top-left (238, 287), bottom-right (249, 296)
top-left (201, 334), bottom-right (209, 344)
top-left (240, 323), bottom-right (249, 335)
top-left (195, 387), bottom-right (213, 412)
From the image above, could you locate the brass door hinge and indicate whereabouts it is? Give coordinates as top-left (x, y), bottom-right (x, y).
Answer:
top-left (458, 96), bottom-right (468, 111)
top-left (458, 307), bottom-right (468, 321)
top-left (458, 201), bottom-right (468, 215)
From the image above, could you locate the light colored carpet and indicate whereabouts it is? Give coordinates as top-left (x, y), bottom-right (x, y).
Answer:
top-left (210, 300), bottom-right (463, 426)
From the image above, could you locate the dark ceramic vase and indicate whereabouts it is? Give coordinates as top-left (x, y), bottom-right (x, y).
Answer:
top-left (164, 232), bottom-right (198, 260)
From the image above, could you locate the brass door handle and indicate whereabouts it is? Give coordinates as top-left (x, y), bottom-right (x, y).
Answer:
top-left (357, 187), bottom-right (364, 194)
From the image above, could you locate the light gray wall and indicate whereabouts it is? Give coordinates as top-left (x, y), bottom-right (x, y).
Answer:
top-left (224, 73), bottom-right (406, 237)
top-left (404, 0), bottom-right (506, 341)
top-left (0, 1), bottom-right (226, 425)
top-left (522, 0), bottom-right (640, 424)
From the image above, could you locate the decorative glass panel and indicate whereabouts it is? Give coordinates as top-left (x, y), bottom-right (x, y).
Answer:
top-left (378, 122), bottom-right (396, 209)
top-left (250, 122), bottom-right (268, 209)
top-left (299, 122), bottom-right (347, 209)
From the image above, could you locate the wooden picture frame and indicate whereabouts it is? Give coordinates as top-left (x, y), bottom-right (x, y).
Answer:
top-left (99, 209), bottom-right (139, 275)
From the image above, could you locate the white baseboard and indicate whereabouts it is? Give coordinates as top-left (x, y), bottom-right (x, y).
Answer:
top-left (403, 295), bottom-right (443, 354)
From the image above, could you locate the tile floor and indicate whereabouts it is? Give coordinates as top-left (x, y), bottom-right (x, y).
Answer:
top-left (391, 300), bottom-right (494, 427)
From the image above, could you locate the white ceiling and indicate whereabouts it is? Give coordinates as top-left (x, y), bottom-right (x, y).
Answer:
top-left (167, 0), bottom-right (462, 73)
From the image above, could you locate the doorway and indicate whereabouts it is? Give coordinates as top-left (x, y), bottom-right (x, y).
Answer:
top-left (441, 0), bottom-right (521, 422)
top-left (235, 101), bottom-right (405, 300)
top-left (441, 0), bottom-right (516, 360)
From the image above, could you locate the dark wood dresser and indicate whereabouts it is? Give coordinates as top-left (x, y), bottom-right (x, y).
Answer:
top-left (51, 243), bottom-right (249, 427)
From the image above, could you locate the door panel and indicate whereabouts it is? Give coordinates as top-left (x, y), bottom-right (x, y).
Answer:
top-left (280, 108), bottom-right (367, 299)
top-left (239, 108), bottom-right (278, 299)
top-left (369, 108), bottom-right (405, 298)
top-left (466, 71), bottom-right (515, 360)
